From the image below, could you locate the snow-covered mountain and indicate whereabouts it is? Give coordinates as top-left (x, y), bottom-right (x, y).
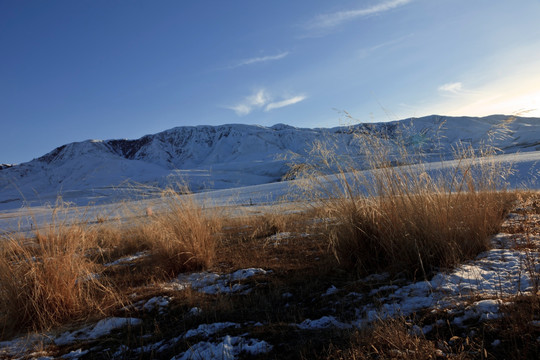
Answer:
top-left (1, 115), bottom-right (539, 209)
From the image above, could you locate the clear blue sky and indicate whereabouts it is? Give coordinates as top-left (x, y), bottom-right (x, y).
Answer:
top-left (2, 0), bottom-right (540, 164)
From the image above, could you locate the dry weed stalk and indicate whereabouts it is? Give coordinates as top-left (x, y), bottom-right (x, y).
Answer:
top-left (293, 117), bottom-right (515, 277)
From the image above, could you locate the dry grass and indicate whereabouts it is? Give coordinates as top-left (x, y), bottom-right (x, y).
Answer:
top-left (0, 217), bottom-right (119, 336)
top-left (294, 119), bottom-right (516, 277)
top-left (222, 211), bottom-right (300, 242)
top-left (134, 189), bottom-right (218, 276)
top-left (328, 190), bottom-right (513, 277)
top-left (0, 190), bottom-right (536, 358)
top-left (89, 188), bottom-right (219, 277)
top-left (0, 188), bottom-right (219, 337)
top-left (492, 295), bottom-right (540, 359)
top-left (321, 319), bottom-right (442, 360)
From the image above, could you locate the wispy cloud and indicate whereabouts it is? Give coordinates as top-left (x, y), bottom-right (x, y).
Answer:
top-left (265, 95), bottom-right (307, 112)
top-left (357, 33), bottom-right (414, 59)
top-left (228, 89), bottom-right (270, 116)
top-left (438, 82), bottom-right (464, 94)
top-left (227, 89), bottom-right (306, 116)
top-left (232, 52), bottom-right (289, 68)
top-left (305, 0), bottom-right (412, 31)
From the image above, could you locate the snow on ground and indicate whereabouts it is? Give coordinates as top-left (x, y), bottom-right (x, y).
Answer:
top-left (322, 285), bottom-right (339, 297)
top-left (285, 209), bottom-right (539, 333)
top-left (167, 268), bottom-right (270, 295)
top-left (54, 318), bottom-right (142, 346)
top-left (355, 232), bottom-right (539, 326)
top-left (142, 296), bottom-right (171, 314)
top-left (103, 251), bottom-right (149, 267)
top-left (1, 149), bottom-right (539, 235)
top-left (171, 335), bottom-right (273, 360)
top-left (184, 322), bottom-right (240, 339)
top-left (0, 334), bottom-right (51, 359)
top-left (296, 316), bottom-right (352, 330)
top-left (98, 320), bottom-right (272, 358)
top-left (62, 349), bottom-right (89, 359)
top-left (0, 318), bottom-right (142, 359)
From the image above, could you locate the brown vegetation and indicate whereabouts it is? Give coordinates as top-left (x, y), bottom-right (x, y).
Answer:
top-left (294, 122), bottom-right (515, 277)
top-left (0, 217), bottom-right (118, 334)
top-left (0, 188), bottom-right (218, 337)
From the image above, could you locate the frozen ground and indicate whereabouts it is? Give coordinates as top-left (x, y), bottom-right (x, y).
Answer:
top-left (1, 150), bottom-right (539, 235)
top-left (0, 206), bottom-right (538, 359)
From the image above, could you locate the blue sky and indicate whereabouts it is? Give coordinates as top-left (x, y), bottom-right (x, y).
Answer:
top-left (2, 0), bottom-right (540, 164)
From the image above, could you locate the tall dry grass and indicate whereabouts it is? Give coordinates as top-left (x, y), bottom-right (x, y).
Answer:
top-left (85, 187), bottom-right (218, 276)
top-left (0, 188), bottom-right (218, 337)
top-left (133, 189), bottom-right (218, 276)
top-left (0, 211), bottom-right (119, 336)
top-left (321, 319), bottom-right (442, 360)
top-left (294, 118), bottom-right (515, 277)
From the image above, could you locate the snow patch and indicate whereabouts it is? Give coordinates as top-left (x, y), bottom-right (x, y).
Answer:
top-left (104, 251), bottom-right (149, 267)
top-left (452, 299), bottom-right (504, 326)
top-left (170, 268), bottom-right (269, 294)
top-left (61, 349), bottom-right (89, 359)
top-left (142, 296), bottom-right (171, 314)
top-left (0, 334), bottom-right (51, 359)
top-left (356, 233), bottom-right (539, 326)
top-left (322, 285), bottom-right (339, 296)
top-left (282, 292), bottom-right (294, 299)
top-left (297, 316), bottom-right (352, 330)
top-left (54, 318), bottom-right (142, 346)
top-left (171, 335), bottom-right (272, 360)
top-left (188, 307), bottom-right (203, 317)
top-left (184, 322), bottom-right (240, 339)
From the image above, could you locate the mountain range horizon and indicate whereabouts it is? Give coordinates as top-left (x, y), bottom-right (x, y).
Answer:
top-left (1, 114), bottom-right (539, 210)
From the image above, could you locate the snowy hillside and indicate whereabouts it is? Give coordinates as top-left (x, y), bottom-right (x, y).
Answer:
top-left (1, 115), bottom-right (539, 209)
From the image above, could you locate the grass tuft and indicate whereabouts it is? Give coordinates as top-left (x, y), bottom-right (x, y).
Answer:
top-left (134, 189), bottom-right (217, 276)
top-left (0, 215), bottom-right (119, 336)
top-left (295, 118), bottom-right (515, 277)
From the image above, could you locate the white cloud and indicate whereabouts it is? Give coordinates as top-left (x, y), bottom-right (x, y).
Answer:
top-left (228, 90), bottom-right (306, 116)
top-left (438, 82), bottom-right (464, 94)
top-left (306, 0), bottom-right (412, 30)
top-left (233, 52), bottom-right (289, 68)
top-left (247, 89), bottom-right (270, 107)
top-left (229, 104), bottom-right (252, 117)
top-left (228, 89), bottom-right (270, 116)
top-left (265, 95), bottom-right (307, 112)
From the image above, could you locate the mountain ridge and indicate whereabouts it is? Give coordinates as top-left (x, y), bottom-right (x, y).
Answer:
top-left (1, 114), bottom-right (540, 209)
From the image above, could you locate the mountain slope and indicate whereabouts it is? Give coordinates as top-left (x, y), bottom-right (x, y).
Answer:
top-left (1, 115), bottom-right (539, 209)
